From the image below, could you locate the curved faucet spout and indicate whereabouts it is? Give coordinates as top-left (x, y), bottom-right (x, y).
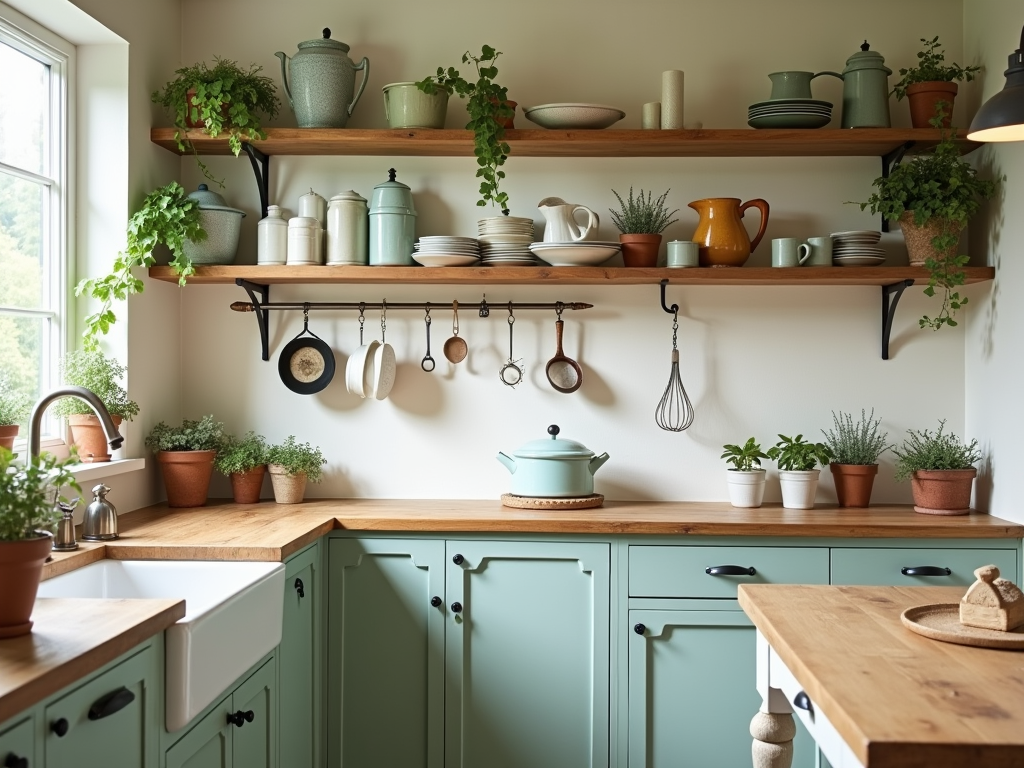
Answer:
top-left (29, 386), bottom-right (124, 462)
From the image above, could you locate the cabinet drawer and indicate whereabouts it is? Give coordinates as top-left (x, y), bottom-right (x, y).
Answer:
top-left (629, 546), bottom-right (829, 598)
top-left (831, 547), bottom-right (1018, 586)
top-left (0, 716), bottom-right (34, 768)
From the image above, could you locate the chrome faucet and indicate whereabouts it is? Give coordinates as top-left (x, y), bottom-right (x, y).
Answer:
top-left (28, 386), bottom-right (124, 462)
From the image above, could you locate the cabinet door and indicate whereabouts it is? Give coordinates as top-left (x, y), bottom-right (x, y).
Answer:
top-left (44, 646), bottom-right (159, 768)
top-left (232, 657), bottom-right (276, 768)
top-left (280, 547), bottom-right (318, 768)
top-left (628, 610), bottom-right (815, 768)
top-left (165, 698), bottom-right (233, 768)
top-left (445, 540), bottom-right (610, 768)
top-left (0, 716), bottom-right (34, 768)
top-left (328, 538), bottom-right (446, 768)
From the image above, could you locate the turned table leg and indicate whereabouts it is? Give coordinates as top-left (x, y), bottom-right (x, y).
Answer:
top-left (751, 630), bottom-right (796, 768)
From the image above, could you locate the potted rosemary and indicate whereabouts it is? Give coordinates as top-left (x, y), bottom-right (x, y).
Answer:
top-left (609, 187), bottom-right (679, 267)
top-left (145, 415), bottom-right (225, 508)
top-left (721, 438), bottom-right (769, 508)
top-left (267, 436), bottom-right (326, 504)
top-left (767, 434), bottom-right (833, 510)
top-left (821, 409), bottom-right (891, 507)
top-left (215, 431), bottom-right (270, 504)
top-left (892, 37), bottom-right (981, 128)
top-left (892, 421), bottom-right (981, 516)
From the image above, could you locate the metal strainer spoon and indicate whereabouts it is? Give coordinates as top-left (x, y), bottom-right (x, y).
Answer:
top-left (656, 306), bottom-right (694, 431)
top-left (545, 303), bottom-right (582, 393)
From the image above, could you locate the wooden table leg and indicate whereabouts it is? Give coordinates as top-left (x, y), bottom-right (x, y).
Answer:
top-left (752, 630), bottom-right (796, 768)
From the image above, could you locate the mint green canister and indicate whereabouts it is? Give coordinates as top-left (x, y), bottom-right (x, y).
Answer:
top-left (369, 169), bottom-right (416, 266)
top-left (497, 425), bottom-right (610, 498)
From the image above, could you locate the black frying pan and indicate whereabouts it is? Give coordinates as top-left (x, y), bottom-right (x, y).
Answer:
top-left (278, 309), bottom-right (336, 394)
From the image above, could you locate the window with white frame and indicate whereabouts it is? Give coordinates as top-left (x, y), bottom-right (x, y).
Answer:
top-left (0, 13), bottom-right (72, 441)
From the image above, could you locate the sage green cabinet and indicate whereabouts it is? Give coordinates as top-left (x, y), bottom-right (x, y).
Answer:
top-left (0, 716), bottom-right (34, 768)
top-left (830, 547), bottom-right (1018, 587)
top-left (164, 698), bottom-right (231, 768)
top-left (280, 545), bottom-right (320, 768)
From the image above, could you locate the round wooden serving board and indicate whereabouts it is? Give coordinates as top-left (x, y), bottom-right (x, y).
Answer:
top-left (501, 493), bottom-right (604, 510)
top-left (901, 603), bottom-right (1024, 650)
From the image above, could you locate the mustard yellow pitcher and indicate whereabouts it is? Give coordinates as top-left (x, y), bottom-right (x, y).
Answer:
top-left (688, 197), bottom-right (770, 267)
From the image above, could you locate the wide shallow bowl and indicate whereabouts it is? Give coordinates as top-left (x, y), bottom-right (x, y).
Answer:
top-left (523, 103), bottom-right (625, 130)
top-left (530, 243), bottom-right (620, 266)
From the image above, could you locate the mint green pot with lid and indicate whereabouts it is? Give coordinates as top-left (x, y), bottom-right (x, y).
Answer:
top-left (497, 425), bottom-right (610, 498)
top-left (275, 28), bottom-right (369, 128)
top-left (369, 168), bottom-right (416, 266)
top-left (839, 41), bottom-right (892, 128)
top-left (182, 183), bottom-right (246, 265)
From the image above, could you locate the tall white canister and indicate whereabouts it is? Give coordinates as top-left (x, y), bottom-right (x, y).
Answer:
top-left (287, 216), bottom-right (324, 265)
top-left (326, 191), bottom-right (369, 265)
top-left (257, 205), bottom-right (289, 265)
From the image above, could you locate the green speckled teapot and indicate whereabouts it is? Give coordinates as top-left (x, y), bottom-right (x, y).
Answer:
top-left (497, 425), bottom-right (610, 498)
top-left (275, 28), bottom-right (369, 128)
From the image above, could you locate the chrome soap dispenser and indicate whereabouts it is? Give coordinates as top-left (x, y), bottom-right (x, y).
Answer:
top-left (82, 483), bottom-right (118, 541)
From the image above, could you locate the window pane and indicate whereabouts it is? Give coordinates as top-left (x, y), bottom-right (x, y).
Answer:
top-left (0, 172), bottom-right (45, 309)
top-left (0, 41), bottom-right (48, 175)
top-left (0, 313), bottom-right (46, 430)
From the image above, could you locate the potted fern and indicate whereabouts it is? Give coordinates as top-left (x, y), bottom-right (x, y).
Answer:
top-left (892, 421), bottom-right (981, 516)
top-left (767, 434), bottom-right (833, 510)
top-left (609, 187), bottom-right (679, 267)
top-left (267, 436), bottom-right (326, 504)
top-left (0, 373), bottom-right (30, 451)
top-left (822, 409), bottom-right (891, 507)
top-left (892, 37), bottom-right (981, 129)
top-left (146, 416), bottom-right (225, 508)
top-left (215, 431), bottom-right (270, 504)
top-left (721, 438), bottom-right (769, 508)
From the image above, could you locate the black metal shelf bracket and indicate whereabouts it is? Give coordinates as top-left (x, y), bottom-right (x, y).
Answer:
top-left (659, 279), bottom-right (679, 315)
top-left (879, 141), bottom-right (914, 233)
top-left (235, 279), bottom-right (271, 361)
top-left (881, 279), bottom-right (914, 360)
top-left (241, 142), bottom-right (270, 220)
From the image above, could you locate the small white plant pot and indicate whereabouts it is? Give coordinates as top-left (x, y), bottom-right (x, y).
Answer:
top-left (778, 469), bottom-right (820, 510)
top-left (725, 469), bottom-right (767, 508)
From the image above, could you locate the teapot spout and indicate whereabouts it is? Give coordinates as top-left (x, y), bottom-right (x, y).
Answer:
top-left (589, 452), bottom-right (610, 474)
top-left (274, 51), bottom-right (294, 108)
top-left (497, 452), bottom-right (517, 474)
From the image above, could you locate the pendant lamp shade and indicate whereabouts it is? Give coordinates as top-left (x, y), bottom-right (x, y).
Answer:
top-left (968, 25), bottom-right (1024, 142)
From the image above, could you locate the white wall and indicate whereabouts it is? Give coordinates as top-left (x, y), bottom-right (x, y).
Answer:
top-left (964, 1), bottom-right (1024, 523)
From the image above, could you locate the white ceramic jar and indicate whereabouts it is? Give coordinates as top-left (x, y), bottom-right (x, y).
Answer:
top-left (287, 216), bottom-right (324, 265)
top-left (298, 188), bottom-right (327, 226)
top-left (257, 205), bottom-right (289, 265)
top-left (326, 191), bottom-right (369, 265)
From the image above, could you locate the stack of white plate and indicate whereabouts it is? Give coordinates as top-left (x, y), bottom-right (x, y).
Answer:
top-left (529, 241), bottom-right (621, 267)
top-left (830, 230), bottom-right (886, 266)
top-left (478, 216), bottom-right (538, 266)
top-left (747, 99), bottom-right (832, 129)
top-left (412, 236), bottom-right (480, 267)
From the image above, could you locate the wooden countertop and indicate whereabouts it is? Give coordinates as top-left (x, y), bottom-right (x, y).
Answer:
top-left (0, 598), bottom-right (185, 723)
top-left (739, 584), bottom-right (1024, 768)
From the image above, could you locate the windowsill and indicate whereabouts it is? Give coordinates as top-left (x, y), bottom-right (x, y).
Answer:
top-left (66, 457), bottom-right (146, 484)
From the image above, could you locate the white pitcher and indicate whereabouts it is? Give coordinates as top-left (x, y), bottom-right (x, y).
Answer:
top-left (538, 197), bottom-right (600, 243)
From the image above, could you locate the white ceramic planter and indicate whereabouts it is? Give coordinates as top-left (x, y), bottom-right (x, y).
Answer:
top-left (778, 469), bottom-right (820, 510)
top-left (725, 469), bottom-right (766, 508)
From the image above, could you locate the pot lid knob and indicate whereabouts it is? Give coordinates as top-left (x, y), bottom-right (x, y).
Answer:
top-left (861, 40), bottom-right (870, 51)
top-left (323, 28), bottom-right (331, 39)
top-left (548, 424), bottom-right (560, 439)
top-left (388, 168), bottom-right (397, 182)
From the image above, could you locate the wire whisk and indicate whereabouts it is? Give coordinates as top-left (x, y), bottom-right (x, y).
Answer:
top-left (656, 308), bottom-right (694, 432)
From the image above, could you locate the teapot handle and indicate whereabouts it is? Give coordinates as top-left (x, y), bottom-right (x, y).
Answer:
top-left (274, 52), bottom-right (294, 109)
top-left (348, 57), bottom-right (370, 117)
top-left (811, 71), bottom-right (844, 83)
top-left (739, 199), bottom-right (770, 253)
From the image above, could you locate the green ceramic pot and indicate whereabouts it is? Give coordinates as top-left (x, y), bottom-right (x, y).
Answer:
top-left (497, 425), bottom-right (610, 498)
top-left (382, 82), bottom-right (449, 129)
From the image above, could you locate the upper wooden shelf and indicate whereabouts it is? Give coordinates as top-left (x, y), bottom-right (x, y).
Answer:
top-left (150, 127), bottom-right (977, 159)
top-left (148, 265), bottom-right (995, 287)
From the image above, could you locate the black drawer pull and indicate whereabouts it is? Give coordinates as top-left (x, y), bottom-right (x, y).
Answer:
top-left (793, 690), bottom-right (814, 715)
top-left (705, 565), bottom-right (756, 576)
top-left (901, 566), bottom-right (951, 577)
top-left (5, 754), bottom-right (29, 768)
top-left (88, 686), bottom-right (136, 721)
top-left (294, 577), bottom-right (305, 598)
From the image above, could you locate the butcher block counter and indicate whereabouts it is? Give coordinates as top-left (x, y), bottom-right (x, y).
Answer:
top-left (739, 584), bottom-right (1024, 768)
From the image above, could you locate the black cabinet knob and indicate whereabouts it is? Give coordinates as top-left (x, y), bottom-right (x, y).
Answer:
top-left (901, 566), bottom-right (951, 577)
top-left (452, 554), bottom-right (464, 565)
top-left (451, 601), bottom-right (463, 613)
top-left (430, 596), bottom-right (442, 607)
top-left (243, 709), bottom-right (255, 723)
top-left (227, 711), bottom-right (246, 728)
top-left (634, 623), bottom-right (646, 635)
top-left (5, 754), bottom-right (29, 768)
top-left (294, 577), bottom-right (305, 598)
top-left (51, 718), bottom-right (69, 737)
top-left (793, 691), bottom-right (814, 715)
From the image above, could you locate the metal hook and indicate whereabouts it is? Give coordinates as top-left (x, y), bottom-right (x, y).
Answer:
top-left (480, 294), bottom-right (490, 318)
top-left (381, 299), bottom-right (387, 343)
top-left (302, 302), bottom-right (310, 332)
top-left (660, 279), bottom-right (679, 315)
top-left (555, 301), bottom-right (564, 319)
top-left (507, 301), bottom-right (515, 324)
top-left (425, 301), bottom-right (431, 321)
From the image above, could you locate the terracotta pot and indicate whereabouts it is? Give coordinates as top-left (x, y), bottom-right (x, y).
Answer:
top-left (68, 414), bottom-right (122, 463)
top-left (230, 465), bottom-right (267, 504)
top-left (489, 98), bottom-right (517, 129)
top-left (157, 450), bottom-right (217, 508)
top-left (0, 425), bottom-right (18, 451)
top-left (0, 534), bottom-right (52, 638)
top-left (619, 234), bottom-right (663, 267)
top-left (830, 464), bottom-right (879, 508)
top-left (906, 81), bottom-right (958, 128)
top-left (899, 212), bottom-right (964, 266)
top-left (184, 88), bottom-right (230, 129)
top-left (268, 464), bottom-right (308, 504)
top-left (911, 468), bottom-right (977, 515)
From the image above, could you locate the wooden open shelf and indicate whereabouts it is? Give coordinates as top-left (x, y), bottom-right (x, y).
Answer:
top-left (148, 265), bottom-right (995, 287)
top-left (150, 127), bottom-right (977, 159)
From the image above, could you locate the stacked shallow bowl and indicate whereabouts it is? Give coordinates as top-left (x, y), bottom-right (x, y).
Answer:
top-left (478, 216), bottom-right (538, 266)
top-left (747, 99), bottom-right (833, 129)
top-left (830, 230), bottom-right (886, 266)
top-left (412, 236), bottom-right (480, 267)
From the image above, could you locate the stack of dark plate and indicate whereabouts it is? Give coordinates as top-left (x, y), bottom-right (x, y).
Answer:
top-left (748, 99), bottom-right (833, 129)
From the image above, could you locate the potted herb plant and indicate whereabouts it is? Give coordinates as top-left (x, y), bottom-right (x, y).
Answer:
top-left (767, 434), bottom-right (833, 510)
top-left (858, 126), bottom-right (997, 329)
top-left (51, 350), bottom-right (139, 463)
top-left (0, 446), bottom-right (79, 637)
top-left (892, 420), bottom-right (981, 516)
top-left (215, 431), bottom-right (269, 505)
top-left (152, 58), bottom-right (280, 186)
top-left (721, 438), bottom-right (769, 508)
top-left (892, 37), bottom-right (981, 129)
top-left (609, 187), bottom-right (679, 267)
top-left (145, 415), bottom-right (225, 508)
top-left (0, 373), bottom-right (30, 451)
top-left (267, 436), bottom-right (326, 504)
top-left (416, 46), bottom-right (514, 214)
top-left (822, 409), bottom-right (891, 508)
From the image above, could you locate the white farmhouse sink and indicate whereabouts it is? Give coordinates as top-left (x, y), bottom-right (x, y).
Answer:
top-left (38, 559), bottom-right (285, 732)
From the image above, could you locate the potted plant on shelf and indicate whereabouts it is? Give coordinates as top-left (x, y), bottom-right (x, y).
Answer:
top-left (767, 434), bottom-right (833, 510)
top-left (215, 431), bottom-right (270, 505)
top-left (51, 350), bottom-right (139, 463)
top-left (416, 45), bottom-right (514, 214)
top-left (152, 58), bottom-right (280, 186)
top-left (267, 436), bottom-right (326, 504)
top-left (892, 37), bottom-right (981, 129)
top-left (609, 187), bottom-right (679, 267)
top-left (0, 373), bottom-right (30, 451)
top-left (892, 420), bottom-right (981, 516)
top-left (145, 415), bottom-right (225, 508)
top-left (721, 437), bottom-right (769, 508)
top-left (0, 446), bottom-right (79, 638)
top-left (857, 125), bottom-right (997, 329)
top-left (822, 409), bottom-right (891, 508)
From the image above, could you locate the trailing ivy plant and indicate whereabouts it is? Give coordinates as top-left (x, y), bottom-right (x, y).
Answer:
top-left (821, 409), bottom-right (891, 465)
top-left (609, 187), bottom-right (679, 234)
top-left (891, 37), bottom-right (981, 100)
top-left (857, 119), bottom-right (997, 329)
top-left (76, 182), bottom-right (206, 350)
top-left (0, 446), bottom-right (81, 541)
top-left (416, 46), bottom-right (513, 213)
top-left (766, 434), bottom-right (833, 472)
top-left (145, 415), bottom-right (225, 453)
top-left (721, 438), bottom-right (768, 472)
top-left (891, 420), bottom-right (981, 481)
top-left (215, 431), bottom-right (270, 476)
top-left (268, 436), bottom-right (326, 482)
top-left (51, 350), bottom-right (140, 421)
